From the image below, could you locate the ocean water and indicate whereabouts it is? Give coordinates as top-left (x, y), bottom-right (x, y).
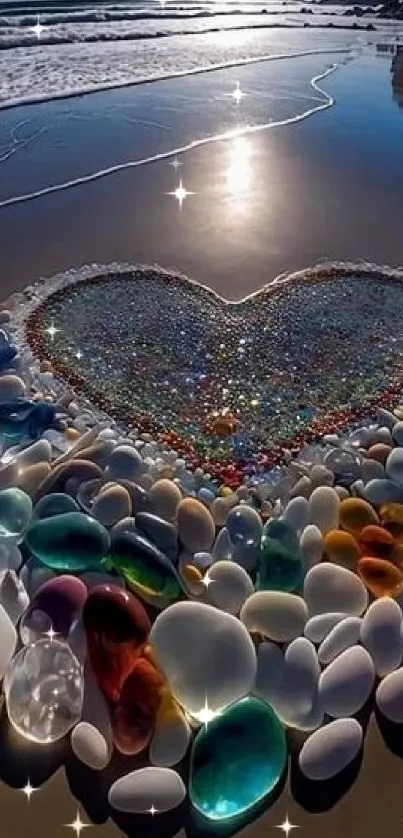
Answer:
top-left (0, 0), bottom-right (401, 106)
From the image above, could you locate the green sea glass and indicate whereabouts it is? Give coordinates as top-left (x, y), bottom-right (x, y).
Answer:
top-left (0, 487), bottom-right (33, 540)
top-left (25, 511), bottom-right (110, 571)
top-left (257, 519), bottom-right (303, 592)
top-left (111, 531), bottom-right (182, 603)
top-left (189, 696), bottom-right (287, 821)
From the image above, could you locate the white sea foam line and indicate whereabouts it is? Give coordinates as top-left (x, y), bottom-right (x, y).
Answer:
top-left (0, 45), bottom-right (353, 111)
top-left (0, 61), bottom-right (342, 211)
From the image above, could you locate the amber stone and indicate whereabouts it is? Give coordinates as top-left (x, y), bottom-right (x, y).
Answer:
top-left (365, 444), bottom-right (393, 464)
top-left (359, 525), bottom-right (395, 559)
top-left (379, 503), bottom-right (403, 540)
top-left (83, 584), bottom-right (151, 703)
top-left (111, 656), bottom-right (165, 756)
top-left (324, 530), bottom-right (361, 569)
top-left (357, 557), bottom-right (403, 599)
top-left (339, 498), bottom-right (379, 537)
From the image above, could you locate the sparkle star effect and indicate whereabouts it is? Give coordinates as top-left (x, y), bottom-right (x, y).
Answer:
top-left (31, 16), bottom-right (45, 39)
top-left (45, 322), bottom-right (60, 341)
top-left (167, 179), bottom-right (194, 209)
top-left (20, 780), bottom-right (37, 802)
top-left (65, 811), bottom-right (91, 837)
top-left (147, 805), bottom-right (159, 816)
top-left (275, 815), bottom-right (299, 837)
top-left (192, 698), bottom-right (221, 728)
top-left (232, 82), bottom-right (244, 104)
top-left (202, 570), bottom-right (214, 589)
top-left (44, 626), bottom-right (59, 642)
top-left (169, 156), bottom-right (182, 172)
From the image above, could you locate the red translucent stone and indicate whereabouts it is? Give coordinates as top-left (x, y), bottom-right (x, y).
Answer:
top-left (111, 656), bottom-right (165, 756)
top-left (83, 584), bottom-right (151, 703)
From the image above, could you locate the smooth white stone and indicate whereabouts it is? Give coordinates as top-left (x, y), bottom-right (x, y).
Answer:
top-left (309, 487), bottom-right (340, 534)
top-left (334, 486), bottom-right (350, 500)
top-left (392, 421), bottom-right (403, 446)
top-left (150, 705), bottom-right (191, 768)
top-left (318, 617), bottom-right (362, 665)
top-left (205, 560), bottom-right (254, 615)
top-left (304, 613), bottom-right (347, 644)
top-left (304, 564), bottom-right (368, 617)
top-left (282, 637), bottom-right (320, 715)
top-left (17, 440), bottom-right (52, 469)
top-left (148, 478), bottom-right (182, 521)
top-left (277, 694), bottom-right (324, 732)
top-left (0, 603), bottom-right (17, 677)
top-left (282, 497), bottom-right (309, 533)
top-left (149, 601), bottom-right (256, 715)
top-left (290, 476), bottom-right (312, 500)
top-left (212, 527), bottom-right (234, 561)
top-left (240, 591), bottom-right (308, 642)
top-left (319, 646), bottom-right (375, 717)
top-left (361, 598), bottom-right (403, 677)
top-left (299, 525), bottom-right (324, 572)
top-left (386, 448), bottom-right (403, 487)
top-left (71, 722), bottom-right (110, 770)
top-left (362, 459), bottom-right (385, 484)
top-left (108, 768), bottom-right (186, 814)
top-left (376, 667), bottom-right (403, 722)
top-left (0, 375), bottom-right (26, 402)
top-left (253, 641), bottom-right (285, 706)
top-left (374, 427), bottom-right (393, 446)
top-left (310, 465), bottom-right (334, 488)
top-left (299, 718), bottom-right (363, 780)
top-left (107, 445), bottom-right (143, 482)
top-left (0, 570), bottom-right (29, 624)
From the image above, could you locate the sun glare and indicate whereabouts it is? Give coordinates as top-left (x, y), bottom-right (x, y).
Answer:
top-left (226, 136), bottom-right (253, 206)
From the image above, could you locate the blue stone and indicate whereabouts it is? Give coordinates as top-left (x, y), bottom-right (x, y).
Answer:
top-left (0, 344), bottom-right (17, 372)
top-left (189, 696), bottom-right (287, 821)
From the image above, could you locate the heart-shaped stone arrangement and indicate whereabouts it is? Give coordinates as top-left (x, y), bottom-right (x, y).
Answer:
top-left (26, 266), bottom-right (403, 485)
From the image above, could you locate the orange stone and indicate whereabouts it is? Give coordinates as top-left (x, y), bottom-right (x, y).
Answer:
top-left (65, 427), bottom-right (80, 441)
top-left (339, 498), bottom-right (379, 537)
top-left (181, 564), bottom-right (203, 585)
top-left (379, 503), bottom-right (403, 540)
top-left (324, 530), bottom-right (361, 569)
top-left (357, 557), bottom-right (403, 599)
top-left (359, 525), bottom-right (395, 559)
top-left (111, 656), bottom-right (165, 756)
top-left (365, 443), bottom-right (393, 464)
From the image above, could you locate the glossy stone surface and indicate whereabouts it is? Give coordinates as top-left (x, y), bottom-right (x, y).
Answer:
top-left (177, 498), bottom-right (215, 552)
top-left (0, 487), bottom-right (32, 540)
top-left (111, 530), bottom-right (182, 604)
top-left (71, 721), bottom-right (111, 770)
top-left (149, 601), bottom-right (256, 715)
top-left (0, 400), bottom-right (55, 442)
top-left (299, 719), bottom-right (363, 781)
top-left (303, 563), bottom-right (368, 616)
top-left (20, 575), bottom-right (87, 642)
top-left (4, 638), bottom-right (83, 743)
top-left (361, 598), bottom-right (403, 677)
top-left (150, 692), bottom-right (191, 767)
top-left (109, 767), bottom-right (186, 814)
top-left (339, 498), bottom-right (379, 536)
top-left (324, 530), bottom-right (361, 569)
top-left (358, 525), bottom-right (395, 559)
top-left (379, 503), bottom-right (403, 539)
top-left (83, 584), bottom-right (151, 702)
top-left (241, 591), bottom-right (308, 642)
top-left (111, 656), bottom-right (165, 755)
top-left (33, 492), bottom-right (80, 520)
top-left (25, 512), bottom-right (110, 571)
top-left (257, 519), bottom-right (303, 593)
top-left (358, 557), bottom-right (403, 599)
top-left (189, 696), bottom-right (287, 821)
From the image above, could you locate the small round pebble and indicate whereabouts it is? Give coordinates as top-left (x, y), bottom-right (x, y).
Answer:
top-left (205, 560), bottom-right (254, 615)
top-left (318, 617), bottom-right (362, 665)
top-left (309, 487), bottom-right (340, 534)
top-left (177, 498), bottom-right (215, 552)
top-left (108, 767), bottom-right (186, 813)
top-left (376, 667), bottom-right (403, 723)
top-left (92, 484), bottom-right (132, 527)
top-left (361, 598), bottom-right (403, 676)
top-left (240, 591), bottom-right (308, 642)
top-left (149, 479), bottom-right (182, 522)
top-left (226, 504), bottom-right (263, 547)
top-left (304, 563), bottom-right (368, 617)
top-left (107, 445), bottom-right (143, 482)
top-left (299, 525), bottom-right (324, 572)
top-left (299, 718), bottom-right (363, 781)
top-left (71, 721), bottom-right (110, 770)
top-left (318, 645), bottom-right (375, 717)
top-left (304, 613), bottom-right (347, 644)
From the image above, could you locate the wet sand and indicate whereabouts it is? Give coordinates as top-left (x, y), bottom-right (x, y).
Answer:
top-left (0, 48), bottom-right (403, 302)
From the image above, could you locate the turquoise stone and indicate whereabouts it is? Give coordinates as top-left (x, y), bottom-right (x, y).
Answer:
top-left (189, 696), bottom-right (287, 821)
top-left (111, 530), bottom-right (183, 604)
top-left (257, 519), bottom-right (303, 593)
top-left (33, 493), bottom-right (79, 520)
top-left (0, 487), bottom-right (33, 540)
top-left (25, 512), bottom-right (110, 571)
